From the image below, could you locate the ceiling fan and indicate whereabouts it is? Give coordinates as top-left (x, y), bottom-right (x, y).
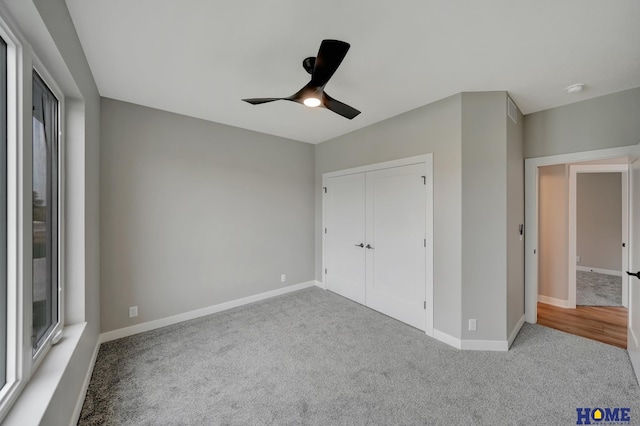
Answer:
top-left (242, 39), bottom-right (361, 120)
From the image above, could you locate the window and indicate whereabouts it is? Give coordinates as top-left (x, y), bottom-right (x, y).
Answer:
top-left (0, 12), bottom-right (67, 420)
top-left (31, 71), bottom-right (59, 353)
top-left (0, 36), bottom-right (7, 388)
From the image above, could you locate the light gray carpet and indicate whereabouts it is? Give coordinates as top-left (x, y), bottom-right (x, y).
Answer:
top-left (79, 287), bottom-right (640, 425)
top-left (577, 270), bottom-right (622, 306)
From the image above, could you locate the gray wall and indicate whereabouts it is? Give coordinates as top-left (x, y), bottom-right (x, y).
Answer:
top-left (524, 87), bottom-right (640, 158)
top-left (460, 92), bottom-right (507, 341)
top-left (538, 164), bottom-right (568, 300)
top-left (577, 173), bottom-right (622, 271)
top-left (315, 94), bottom-right (463, 338)
top-left (506, 98), bottom-right (525, 338)
top-left (100, 99), bottom-right (315, 332)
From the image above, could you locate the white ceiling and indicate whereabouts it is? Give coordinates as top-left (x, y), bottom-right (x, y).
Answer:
top-left (65, 0), bottom-right (640, 144)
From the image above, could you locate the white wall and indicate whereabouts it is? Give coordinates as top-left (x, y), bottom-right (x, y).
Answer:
top-left (538, 164), bottom-right (568, 300)
top-left (100, 98), bottom-right (315, 332)
top-left (577, 173), bottom-right (622, 271)
top-left (315, 94), bottom-right (463, 338)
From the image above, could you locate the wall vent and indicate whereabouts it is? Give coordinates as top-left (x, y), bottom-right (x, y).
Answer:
top-left (507, 97), bottom-right (518, 124)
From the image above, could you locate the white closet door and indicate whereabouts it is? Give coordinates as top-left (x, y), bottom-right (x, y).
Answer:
top-left (365, 164), bottom-right (427, 330)
top-left (325, 173), bottom-right (366, 304)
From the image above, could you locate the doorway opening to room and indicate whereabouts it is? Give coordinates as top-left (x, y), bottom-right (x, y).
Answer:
top-left (533, 158), bottom-right (629, 348)
top-left (525, 149), bottom-right (630, 348)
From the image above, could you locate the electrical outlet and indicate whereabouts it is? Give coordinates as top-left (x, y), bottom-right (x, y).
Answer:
top-left (281, 274), bottom-right (286, 283)
top-left (129, 306), bottom-right (138, 318)
top-left (468, 319), bottom-right (477, 331)
top-left (576, 255), bottom-right (581, 263)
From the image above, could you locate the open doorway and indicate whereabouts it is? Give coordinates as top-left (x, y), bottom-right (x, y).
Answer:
top-left (531, 156), bottom-right (630, 348)
top-left (574, 171), bottom-right (626, 308)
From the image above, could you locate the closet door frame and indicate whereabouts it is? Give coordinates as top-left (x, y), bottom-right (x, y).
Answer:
top-left (321, 154), bottom-right (434, 336)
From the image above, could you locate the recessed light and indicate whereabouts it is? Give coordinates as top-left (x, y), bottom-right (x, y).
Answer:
top-left (565, 83), bottom-right (586, 94)
top-left (303, 97), bottom-right (321, 107)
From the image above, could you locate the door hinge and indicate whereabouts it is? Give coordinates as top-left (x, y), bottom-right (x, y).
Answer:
top-left (424, 301), bottom-right (426, 310)
top-left (424, 238), bottom-right (426, 248)
top-left (325, 228), bottom-right (327, 234)
top-left (421, 176), bottom-right (426, 185)
top-left (623, 242), bottom-right (626, 248)
top-left (325, 268), bottom-right (327, 274)
top-left (323, 187), bottom-right (327, 194)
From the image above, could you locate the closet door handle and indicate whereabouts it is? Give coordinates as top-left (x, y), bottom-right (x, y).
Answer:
top-left (366, 244), bottom-right (374, 250)
top-left (627, 271), bottom-right (640, 279)
top-left (354, 243), bottom-right (364, 248)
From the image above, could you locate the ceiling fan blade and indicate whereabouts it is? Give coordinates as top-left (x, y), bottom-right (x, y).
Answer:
top-left (310, 40), bottom-right (350, 87)
top-left (242, 98), bottom-right (284, 105)
top-left (323, 92), bottom-right (360, 119)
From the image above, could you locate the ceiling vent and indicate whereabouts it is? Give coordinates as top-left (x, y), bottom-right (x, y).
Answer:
top-left (507, 97), bottom-right (518, 124)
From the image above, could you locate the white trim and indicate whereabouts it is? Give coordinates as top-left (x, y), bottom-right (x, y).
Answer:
top-left (507, 315), bottom-right (526, 349)
top-left (525, 144), bottom-right (639, 324)
top-left (2, 323), bottom-right (85, 426)
top-left (323, 154), bottom-right (431, 178)
top-left (100, 281), bottom-right (317, 343)
top-left (69, 339), bottom-right (99, 426)
top-left (433, 329), bottom-right (461, 349)
top-left (314, 280), bottom-right (325, 289)
top-left (622, 171), bottom-right (629, 308)
top-left (0, 6), bottom-right (25, 421)
top-left (568, 163), bottom-right (628, 309)
top-left (430, 328), bottom-right (514, 351)
top-left (576, 266), bottom-right (623, 277)
top-left (538, 295), bottom-right (570, 308)
top-left (460, 339), bottom-right (508, 352)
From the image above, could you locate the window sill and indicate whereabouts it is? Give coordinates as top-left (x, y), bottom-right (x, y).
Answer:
top-left (3, 322), bottom-right (87, 426)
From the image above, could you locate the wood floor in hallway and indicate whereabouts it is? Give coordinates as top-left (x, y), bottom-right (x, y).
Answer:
top-left (537, 302), bottom-right (628, 349)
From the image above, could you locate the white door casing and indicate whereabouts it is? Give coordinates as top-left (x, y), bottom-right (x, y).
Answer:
top-left (622, 172), bottom-right (629, 308)
top-left (628, 146), bottom-right (640, 382)
top-left (365, 164), bottom-right (427, 330)
top-left (324, 173), bottom-right (366, 305)
top-left (524, 145), bottom-right (637, 324)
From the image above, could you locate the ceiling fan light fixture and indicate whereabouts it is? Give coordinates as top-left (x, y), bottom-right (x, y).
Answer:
top-left (303, 97), bottom-right (321, 107)
top-left (242, 40), bottom-right (361, 119)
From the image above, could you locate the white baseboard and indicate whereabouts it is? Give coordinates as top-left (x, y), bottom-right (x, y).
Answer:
top-left (434, 328), bottom-right (511, 351)
top-left (507, 315), bottom-right (526, 349)
top-left (314, 280), bottom-right (325, 289)
top-left (576, 266), bottom-right (622, 277)
top-left (433, 329), bottom-right (462, 349)
top-left (538, 295), bottom-right (570, 308)
top-left (100, 281), bottom-right (316, 343)
top-left (69, 339), bottom-right (100, 426)
top-left (460, 339), bottom-right (509, 351)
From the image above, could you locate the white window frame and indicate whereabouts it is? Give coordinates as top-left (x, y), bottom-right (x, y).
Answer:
top-left (0, 8), bottom-right (66, 420)
top-left (0, 11), bottom-right (23, 419)
top-left (30, 61), bottom-right (64, 362)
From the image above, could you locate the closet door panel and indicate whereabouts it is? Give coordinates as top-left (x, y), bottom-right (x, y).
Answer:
top-left (365, 164), bottom-right (426, 330)
top-left (325, 173), bottom-right (366, 304)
